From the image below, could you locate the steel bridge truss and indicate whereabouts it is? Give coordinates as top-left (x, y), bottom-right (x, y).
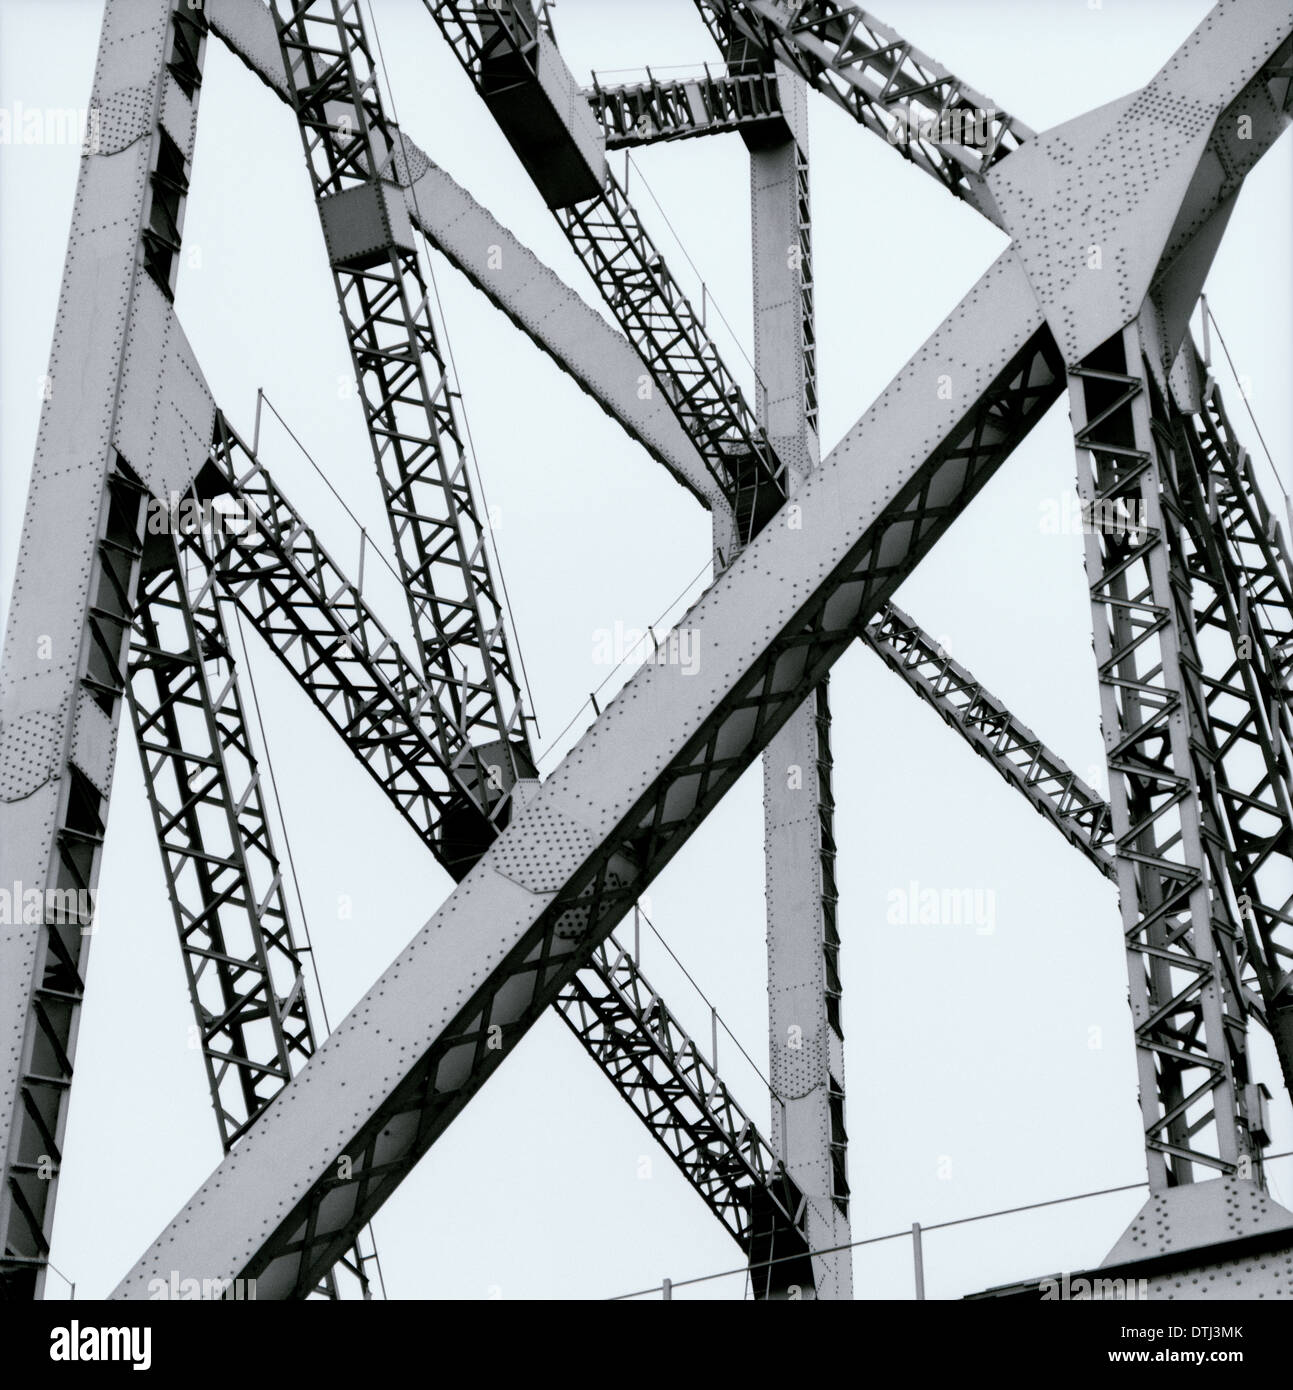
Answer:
top-left (0, 0), bottom-right (1290, 1302)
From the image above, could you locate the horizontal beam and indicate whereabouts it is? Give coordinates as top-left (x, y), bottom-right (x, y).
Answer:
top-left (588, 67), bottom-right (787, 148)
top-left (191, 424), bottom-right (807, 1263)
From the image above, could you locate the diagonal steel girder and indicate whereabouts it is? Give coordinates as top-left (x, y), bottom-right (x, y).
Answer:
top-left (383, 133), bottom-right (1115, 871)
top-left (187, 416), bottom-right (813, 1278)
top-left (113, 0), bottom-right (1290, 1278)
top-left (391, 22), bottom-right (952, 1282)
top-left (384, 135), bottom-right (728, 514)
top-left (273, 0), bottom-right (534, 865)
top-left (200, 16), bottom-right (804, 1251)
top-left (694, 0), bottom-right (1034, 226)
top-left (90, 0), bottom-right (1279, 1289)
top-left (202, 8), bottom-right (1114, 1289)
top-left (392, 4), bottom-right (1103, 879)
top-left (421, 0), bottom-right (789, 546)
top-left (205, 0), bottom-right (1293, 923)
top-left (377, 122), bottom-right (1117, 883)
top-left (188, 9), bottom-right (1124, 1264)
top-left (860, 605), bottom-right (1115, 879)
top-left (112, 249), bottom-right (1065, 1297)
top-left (124, 531), bottom-right (380, 1297)
top-left (199, 420), bottom-right (1125, 1280)
top-left (0, 0), bottom-right (806, 1284)
top-left (205, 4), bottom-right (1104, 868)
top-left (0, 0), bottom-right (1267, 1306)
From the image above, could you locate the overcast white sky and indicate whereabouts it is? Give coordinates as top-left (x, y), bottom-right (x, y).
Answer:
top-left (2, 0), bottom-right (1291, 1300)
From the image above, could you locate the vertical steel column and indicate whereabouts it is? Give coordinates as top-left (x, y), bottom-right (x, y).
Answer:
top-left (0, 0), bottom-right (205, 1297)
top-left (1069, 321), bottom-right (1253, 1190)
top-left (749, 71), bottom-right (851, 1299)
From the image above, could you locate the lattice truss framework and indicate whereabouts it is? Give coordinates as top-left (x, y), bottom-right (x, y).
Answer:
top-left (0, 0), bottom-right (1290, 1301)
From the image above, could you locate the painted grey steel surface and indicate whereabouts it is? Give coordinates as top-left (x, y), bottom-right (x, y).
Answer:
top-left (0, 0), bottom-right (207, 1297)
top-left (207, 0), bottom-right (290, 99)
top-left (988, 0), bottom-right (1293, 366)
top-left (390, 138), bottom-right (727, 514)
top-left (108, 5), bottom-right (1279, 1295)
top-left (111, 250), bottom-right (1057, 1296)
top-left (746, 65), bottom-right (850, 1299)
top-left (189, 414), bottom-right (813, 1271)
top-left (3, 0), bottom-right (1291, 1301)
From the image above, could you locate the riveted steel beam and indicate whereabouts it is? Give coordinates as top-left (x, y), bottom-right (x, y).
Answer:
top-left (113, 251), bottom-right (1064, 1298)
top-left (423, 0), bottom-right (788, 548)
top-left (203, 10), bottom-right (1116, 892)
top-left (747, 72), bottom-right (849, 1299)
top-left (187, 419), bottom-right (811, 1275)
top-left (0, 0), bottom-right (210, 1298)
